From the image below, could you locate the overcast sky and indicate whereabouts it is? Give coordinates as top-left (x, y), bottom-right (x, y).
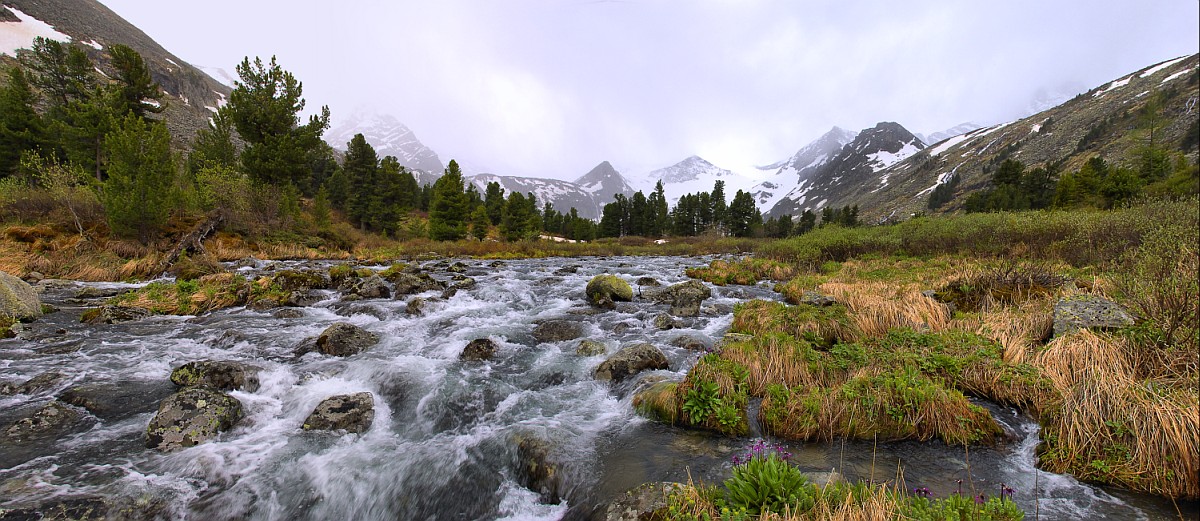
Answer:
top-left (99, 0), bottom-right (1199, 180)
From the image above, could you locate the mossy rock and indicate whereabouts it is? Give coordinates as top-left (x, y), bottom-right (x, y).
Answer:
top-left (632, 381), bottom-right (679, 424)
top-left (585, 274), bottom-right (633, 308)
top-left (144, 387), bottom-right (244, 451)
top-left (0, 270), bottom-right (42, 321)
top-left (576, 339), bottom-right (607, 356)
top-left (271, 270), bottom-right (331, 292)
top-left (169, 360), bottom-right (261, 392)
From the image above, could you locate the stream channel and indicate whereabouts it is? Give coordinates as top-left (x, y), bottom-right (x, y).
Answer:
top-left (1, 256), bottom-right (1193, 520)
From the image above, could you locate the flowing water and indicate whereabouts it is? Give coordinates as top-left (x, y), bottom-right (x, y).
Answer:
top-left (0, 257), bottom-right (1193, 520)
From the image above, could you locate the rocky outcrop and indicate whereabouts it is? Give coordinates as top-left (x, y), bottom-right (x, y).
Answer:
top-left (648, 280), bottom-right (711, 317)
top-left (81, 305), bottom-right (151, 324)
top-left (604, 482), bottom-right (685, 521)
top-left (586, 275), bottom-right (633, 308)
top-left (1053, 295), bottom-right (1136, 337)
top-left (169, 360), bottom-right (261, 392)
top-left (145, 387), bottom-right (244, 451)
top-left (0, 372), bottom-right (67, 396)
top-left (272, 270), bottom-right (332, 292)
top-left (0, 270), bottom-right (43, 321)
top-left (316, 323), bottom-right (380, 356)
top-left (652, 313), bottom-right (682, 330)
top-left (461, 338), bottom-right (499, 361)
top-left (5, 400), bottom-right (84, 442)
top-left (514, 434), bottom-right (563, 504)
top-left (532, 320), bottom-right (584, 343)
top-left (576, 339), bottom-right (607, 356)
top-left (388, 272), bottom-right (445, 296)
top-left (798, 291), bottom-right (837, 307)
top-left (595, 343), bottom-right (669, 382)
top-left (302, 392), bottom-right (375, 434)
top-left (343, 275), bottom-right (390, 300)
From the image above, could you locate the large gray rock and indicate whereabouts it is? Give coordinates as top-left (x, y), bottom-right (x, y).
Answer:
top-left (461, 338), bottom-right (499, 361)
top-left (82, 305), bottom-right (151, 324)
top-left (648, 280), bottom-right (712, 317)
top-left (576, 339), bottom-right (607, 356)
top-left (586, 275), bottom-right (634, 309)
top-left (514, 433), bottom-right (564, 504)
top-left (4, 400), bottom-right (84, 442)
top-left (1053, 295), bottom-right (1136, 337)
top-left (145, 387), bottom-right (244, 451)
top-left (0, 371), bottom-right (67, 396)
top-left (316, 322), bottom-right (380, 356)
top-left (272, 270), bottom-right (332, 292)
top-left (343, 275), bottom-right (390, 299)
top-left (0, 270), bottom-right (43, 321)
top-left (170, 360), bottom-right (261, 392)
top-left (388, 272), bottom-right (445, 296)
top-left (58, 380), bottom-right (175, 421)
top-left (532, 320), bottom-right (584, 343)
top-left (604, 482), bottom-right (685, 521)
top-left (595, 343), bottom-right (669, 382)
top-left (303, 392), bottom-right (374, 434)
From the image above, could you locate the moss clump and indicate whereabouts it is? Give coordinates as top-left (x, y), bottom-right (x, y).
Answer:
top-left (585, 274), bottom-right (633, 307)
top-left (633, 381), bottom-right (679, 424)
top-left (327, 264), bottom-right (355, 284)
top-left (107, 273), bottom-right (252, 315)
top-left (0, 314), bottom-right (14, 339)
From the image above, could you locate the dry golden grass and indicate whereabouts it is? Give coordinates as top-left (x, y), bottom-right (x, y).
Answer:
top-left (666, 476), bottom-right (906, 521)
top-left (719, 335), bottom-right (835, 395)
top-left (821, 282), bottom-right (952, 340)
top-left (1034, 330), bottom-right (1200, 499)
top-left (955, 299), bottom-right (1055, 365)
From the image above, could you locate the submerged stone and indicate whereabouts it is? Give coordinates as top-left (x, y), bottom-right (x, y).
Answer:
top-left (595, 343), bottom-right (669, 382)
top-left (303, 392), bottom-right (375, 434)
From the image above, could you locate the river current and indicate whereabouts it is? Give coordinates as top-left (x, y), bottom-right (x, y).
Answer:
top-left (0, 256), bottom-right (1192, 520)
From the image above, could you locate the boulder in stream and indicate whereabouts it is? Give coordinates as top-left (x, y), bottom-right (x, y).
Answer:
top-left (388, 272), bottom-right (445, 296)
top-left (58, 380), bottom-right (175, 421)
top-left (594, 343), bottom-right (669, 382)
top-left (343, 275), bottom-right (390, 299)
top-left (81, 305), bottom-right (151, 324)
top-left (513, 433), bottom-right (564, 504)
top-left (461, 338), bottom-right (499, 361)
top-left (604, 482), bottom-right (686, 521)
top-left (585, 275), bottom-right (633, 309)
top-left (145, 387), bottom-right (244, 451)
top-left (316, 322), bottom-right (380, 356)
top-left (5, 400), bottom-right (85, 442)
top-left (0, 270), bottom-right (42, 321)
top-left (1, 371), bottom-right (67, 396)
top-left (302, 392), bottom-right (375, 434)
top-left (532, 320), bottom-right (584, 343)
top-left (576, 339), bottom-right (607, 356)
top-left (170, 360), bottom-right (261, 392)
top-left (647, 280), bottom-right (711, 317)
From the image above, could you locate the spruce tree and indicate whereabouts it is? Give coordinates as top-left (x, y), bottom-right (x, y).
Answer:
top-left (108, 44), bottom-right (165, 118)
top-left (710, 180), bottom-right (727, 232)
top-left (0, 66), bottom-right (47, 176)
top-left (187, 112), bottom-right (237, 175)
top-left (342, 133), bottom-right (379, 228)
top-left (500, 191), bottom-right (530, 241)
top-left (469, 205), bottom-right (490, 240)
top-left (222, 56), bottom-right (330, 187)
top-left (102, 115), bottom-right (174, 242)
top-left (429, 160), bottom-right (469, 240)
top-left (19, 37), bottom-right (93, 109)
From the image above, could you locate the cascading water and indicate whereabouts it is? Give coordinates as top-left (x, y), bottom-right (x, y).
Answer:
top-left (0, 257), bottom-right (1193, 520)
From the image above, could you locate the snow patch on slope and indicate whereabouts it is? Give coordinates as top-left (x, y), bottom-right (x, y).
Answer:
top-left (1094, 75), bottom-right (1133, 97)
top-left (866, 140), bottom-right (921, 172)
top-left (1161, 67), bottom-right (1195, 85)
top-left (0, 6), bottom-right (71, 56)
top-left (928, 133), bottom-right (971, 157)
top-left (1140, 56), bottom-right (1189, 78)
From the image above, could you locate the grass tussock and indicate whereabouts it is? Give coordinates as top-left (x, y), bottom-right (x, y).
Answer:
top-left (821, 282), bottom-right (952, 340)
top-left (686, 258), bottom-right (798, 286)
top-left (108, 273), bottom-right (252, 315)
top-left (935, 263), bottom-right (1068, 313)
top-left (1034, 330), bottom-right (1200, 499)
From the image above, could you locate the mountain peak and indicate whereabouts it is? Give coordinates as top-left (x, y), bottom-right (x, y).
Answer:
top-left (575, 161), bottom-right (634, 203)
top-left (324, 112), bottom-right (444, 173)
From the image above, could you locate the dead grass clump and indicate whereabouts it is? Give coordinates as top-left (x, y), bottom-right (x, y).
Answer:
top-left (631, 381), bottom-right (679, 424)
top-left (958, 299), bottom-right (1056, 365)
top-left (821, 282), bottom-right (951, 340)
top-left (936, 263), bottom-right (1068, 313)
top-left (719, 334), bottom-right (836, 394)
top-left (731, 300), bottom-right (854, 348)
top-left (1034, 330), bottom-right (1200, 499)
top-left (686, 258), bottom-right (798, 286)
top-left (3, 224), bottom-right (56, 243)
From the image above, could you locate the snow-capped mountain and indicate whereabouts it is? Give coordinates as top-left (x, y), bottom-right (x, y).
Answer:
top-left (468, 174), bottom-right (603, 220)
top-left (750, 126), bottom-right (858, 211)
top-left (915, 123), bottom-right (982, 147)
top-left (574, 161), bottom-right (635, 205)
top-left (325, 112), bottom-right (445, 174)
top-left (767, 122), bottom-right (925, 217)
top-left (640, 155), bottom-right (754, 204)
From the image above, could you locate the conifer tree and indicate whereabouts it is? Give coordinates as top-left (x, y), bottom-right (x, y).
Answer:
top-left (187, 112), bottom-right (237, 175)
top-left (341, 133), bottom-right (379, 227)
top-left (108, 44), bottom-right (165, 119)
top-left (429, 160), bottom-right (469, 240)
top-left (102, 115), bottom-right (174, 242)
top-left (710, 180), bottom-right (727, 232)
top-left (500, 191), bottom-right (532, 241)
top-left (19, 37), bottom-right (93, 109)
top-left (469, 205), bottom-right (490, 240)
top-left (222, 56), bottom-right (329, 187)
top-left (648, 180), bottom-right (670, 237)
top-left (0, 66), bottom-right (47, 176)
top-left (484, 181), bottom-right (506, 225)
top-left (370, 156), bottom-right (406, 235)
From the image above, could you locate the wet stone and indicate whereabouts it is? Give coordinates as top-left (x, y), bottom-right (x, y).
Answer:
top-left (145, 387), bottom-right (244, 451)
top-left (273, 308), bottom-right (306, 319)
top-left (5, 400), bottom-right (85, 442)
top-left (170, 360), bottom-right (261, 392)
top-left (461, 338), bottom-right (499, 361)
top-left (595, 343), bottom-right (669, 382)
top-left (58, 380), bottom-right (175, 421)
top-left (316, 322), bottom-right (380, 357)
top-left (532, 320), bottom-right (584, 343)
top-left (576, 339), bottom-right (607, 356)
top-left (303, 392), bottom-right (375, 434)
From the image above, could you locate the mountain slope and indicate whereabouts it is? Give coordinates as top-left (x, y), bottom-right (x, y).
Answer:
top-left (325, 112), bottom-right (445, 174)
top-left (641, 155), bottom-right (754, 204)
top-left (752, 126), bottom-right (858, 210)
top-left (1, 0), bottom-right (231, 144)
top-left (469, 174), bottom-right (602, 219)
top-left (837, 54), bottom-right (1199, 222)
top-left (767, 122), bottom-right (925, 217)
top-left (574, 161), bottom-right (635, 205)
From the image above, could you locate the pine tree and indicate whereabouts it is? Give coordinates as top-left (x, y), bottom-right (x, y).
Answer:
top-left (108, 44), bottom-right (165, 118)
top-left (711, 180), bottom-right (727, 232)
top-left (186, 111), bottom-right (237, 175)
top-left (342, 133), bottom-right (379, 228)
top-left (0, 66), bottom-right (47, 176)
top-left (222, 56), bottom-right (330, 187)
top-left (102, 115), bottom-right (174, 242)
top-left (726, 190), bottom-right (759, 237)
top-left (484, 181), bottom-right (506, 225)
top-left (370, 156), bottom-right (405, 235)
top-left (469, 205), bottom-right (490, 240)
top-left (629, 191), bottom-right (648, 236)
top-left (797, 210), bottom-right (816, 234)
top-left (19, 37), bottom-right (93, 109)
top-left (648, 180), bottom-right (669, 237)
top-left (429, 160), bottom-right (469, 240)
top-left (312, 185), bottom-right (332, 231)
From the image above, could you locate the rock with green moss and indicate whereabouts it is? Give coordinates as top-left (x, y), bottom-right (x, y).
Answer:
top-left (648, 280), bottom-right (711, 317)
top-left (603, 482), bottom-right (686, 521)
top-left (5, 400), bottom-right (85, 442)
top-left (81, 305), bottom-right (152, 324)
top-left (271, 270), bottom-right (332, 293)
top-left (388, 272), bottom-right (445, 296)
top-left (0, 270), bottom-right (42, 321)
top-left (513, 433), bottom-right (564, 504)
top-left (169, 360), bottom-right (261, 392)
top-left (316, 322), bottom-right (380, 356)
top-left (576, 339), bottom-right (607, 356)
top-left (302, 392), bottom-right (374, 434)
top-left (586, 275), bottom-right (633, 308)
top-left (595, 343), bottom-right (669, 382)
top-left (1053, 295), bottom-right (1135, 337)
top-left (145, 387), bottom-right (244, 451)
top-left (461, 338), bottom-right (499, 361)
